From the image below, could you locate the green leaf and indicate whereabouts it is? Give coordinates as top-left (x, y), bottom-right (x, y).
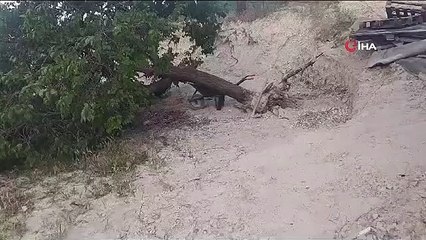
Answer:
top-left (80, 103), bottom-right (95, 123)
top-left (84, 36), bottom-right (95, 47)
top-left (106, 116), bottom-right (123, 135)
top-left (37, 88), bottom-right (47, 97)
top-left (56, 94), bottom-right (73, 118)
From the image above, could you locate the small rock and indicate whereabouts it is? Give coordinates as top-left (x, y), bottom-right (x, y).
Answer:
top-left (21, 206), bottom-right (28, 212)
top-left (372, 213), bottom-right (379, 220)
top-left (272, 107), bottom-right (280, 116)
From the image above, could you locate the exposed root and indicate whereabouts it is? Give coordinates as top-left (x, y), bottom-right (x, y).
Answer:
top-left (252, 53), bottom-right (324, 115)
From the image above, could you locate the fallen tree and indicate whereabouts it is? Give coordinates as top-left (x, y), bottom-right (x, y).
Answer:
top-left (144, 66), bottom-right (254, 103)
top-left (143, 53), bottom-right (323, 114)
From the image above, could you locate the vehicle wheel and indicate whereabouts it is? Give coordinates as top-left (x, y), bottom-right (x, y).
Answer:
top-left (188, 94), bottom-right (207, 110)
top-left (214, 95), bottom-right (225, 110)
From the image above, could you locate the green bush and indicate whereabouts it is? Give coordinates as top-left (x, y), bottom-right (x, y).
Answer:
top-left (0, 1), bottom-right (226, 170)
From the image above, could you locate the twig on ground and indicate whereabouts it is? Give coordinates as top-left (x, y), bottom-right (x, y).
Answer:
top-left (280, 52), bottom-right (324, 84)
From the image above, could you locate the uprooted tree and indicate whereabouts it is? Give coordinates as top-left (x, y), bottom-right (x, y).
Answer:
top-left (0, 0), bottom-right (321, 170)
top-left (143, 52), bottom-right (323, 114)
top-left (0, 1), bottom-right (229, 169)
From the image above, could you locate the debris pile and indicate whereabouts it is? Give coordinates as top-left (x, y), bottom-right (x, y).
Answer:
top-left (351, 0), bottom-right (426, 75)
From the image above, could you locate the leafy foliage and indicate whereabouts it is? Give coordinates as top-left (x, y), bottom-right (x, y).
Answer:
top-left (0, 1), bottom-right (227, 170)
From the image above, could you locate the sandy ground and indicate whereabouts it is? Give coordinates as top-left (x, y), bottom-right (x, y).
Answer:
top-left (8, 2), bottom-right (426, 240)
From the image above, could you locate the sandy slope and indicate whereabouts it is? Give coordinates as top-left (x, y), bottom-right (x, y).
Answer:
top-left (17, 2), bottom-right (426, 240)
top-left (60, 59), bottom-right (426, 240)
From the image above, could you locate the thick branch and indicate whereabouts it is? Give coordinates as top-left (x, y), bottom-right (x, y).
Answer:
top-left (141, 53), bottom-right (322, 114)
top-left (280, 52), bottom-right (324, 84)
top-left (236, 74), bottom-right (255, 86)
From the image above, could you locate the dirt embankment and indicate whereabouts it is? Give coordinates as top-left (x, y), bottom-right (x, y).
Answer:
top-left (2, 2), bottom-right (426, 240)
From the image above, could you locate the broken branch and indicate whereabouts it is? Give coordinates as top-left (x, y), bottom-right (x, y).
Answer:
top-left (251, 80), bottom-right (270, 117)
top-left (236, 74), bottom-right (255, 86)
top-left (281, 52), bottom-right (324, 84)
top-left (140, 66), bottom-right (254, 104)
top-left (141, 53), bottom-right (323, 115)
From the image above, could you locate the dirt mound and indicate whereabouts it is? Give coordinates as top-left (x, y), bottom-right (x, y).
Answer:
top-left (291, 55), bottom-right (356, 128)
top-left (175, 2), bottom-right (360, 129)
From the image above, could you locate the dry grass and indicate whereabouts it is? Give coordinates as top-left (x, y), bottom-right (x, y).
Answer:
top-left (289, 54), bottom-right (357, 129)
top-left (0, 176), bottom-right (32, 239)
top-left (295, 107), bottom-right (352, 129)
top-left (0, 177), bottom-right (31, 216)
top-left (45, 219), bottom-right (67, 240)
top-left (82, 139), bottom-right (149, 177)
top-left (76, 139), bottom-right (153, 199)
top-left (0, 218), bottom-right (26, 240)
top-left (0, 135), bottom-right (160, 238)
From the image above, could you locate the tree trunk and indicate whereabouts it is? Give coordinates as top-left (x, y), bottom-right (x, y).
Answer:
top-left (142, 66), bottom-right (254, 105)
top-left (140, 53), bottom-right (322, 114)
top-left (148, 78), bottom-right (172, 97)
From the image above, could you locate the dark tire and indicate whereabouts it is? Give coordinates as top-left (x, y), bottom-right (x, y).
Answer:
top-left (189, 94), bottom-right (207, 110)
top-left (214, 95), bottom-right (225, 110)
